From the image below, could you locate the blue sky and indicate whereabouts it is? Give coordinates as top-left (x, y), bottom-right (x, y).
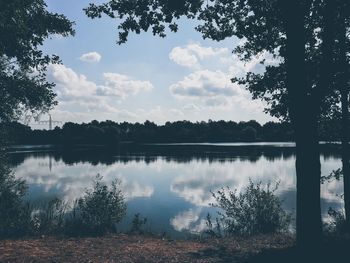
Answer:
top-left (41, 0), bottom-right (274, 125)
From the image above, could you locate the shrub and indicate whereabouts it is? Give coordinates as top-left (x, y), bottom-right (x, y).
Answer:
top-left (325, 208), bottom-right (348, 234)
top-left (0, 170), bottom-right (127, 238)
top-left (0, 153), bottom-right (32, 238)
top-left (209, 180), bottom-right (291, 236)
top-left (130, 213), bottom-right (147, 234)
top-left (70, 174), bottom-right (127, 236)
top-left (205, 213), bottom-right (222, 238)
top-left (31, 198), bottom-right (68, 235)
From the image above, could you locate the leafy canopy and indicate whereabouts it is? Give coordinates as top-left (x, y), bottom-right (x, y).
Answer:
top-left (0, 0), bottom-right (74, 122)
top-left (85, 0), bottom-right (348, 120)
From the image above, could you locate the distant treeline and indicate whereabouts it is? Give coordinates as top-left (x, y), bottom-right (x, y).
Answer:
top-left (1, 119), bottom-right (340, 146)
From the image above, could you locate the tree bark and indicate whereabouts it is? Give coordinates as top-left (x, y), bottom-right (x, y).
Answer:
top-left (338, 5), bottom-right (350, 229)
top-left (283, 0), bottom-right (322, 249)
top-left (341, 89), bottom-right (350, 229)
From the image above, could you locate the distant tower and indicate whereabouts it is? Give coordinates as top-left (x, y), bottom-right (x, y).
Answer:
top-left (37, 114), bottom-right (62, 130)
top-left (49, 114), bottom-right (52, 130)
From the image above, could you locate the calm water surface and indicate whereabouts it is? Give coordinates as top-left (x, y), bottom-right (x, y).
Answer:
top-left (9, 143), bottom-right (344, 237)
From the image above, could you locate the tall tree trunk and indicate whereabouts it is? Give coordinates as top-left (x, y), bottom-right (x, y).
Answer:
top-left (283, 0), bottom-right (322, 249)
top-left (338, 5), bottom-right (350, 229)
top-left (341, 89), bottom-right (350, 229)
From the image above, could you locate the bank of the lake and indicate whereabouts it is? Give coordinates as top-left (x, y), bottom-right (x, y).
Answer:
top-left (2, 233), bottom-right (350, 263)
top-left (0, 234), bottom-right (294, 263)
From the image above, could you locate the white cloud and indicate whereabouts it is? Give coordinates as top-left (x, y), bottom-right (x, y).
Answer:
top-left (169, 43), bottom-right (229, 69)
top-left (48, 64), bottom-right (97, 101)
top-left (168, 43), bottom-right (279, 114)
top-left (169, 46), bottom-right (198, 68)
top-left (46, 64), bottom-right (155, 123)
top-left (170, 70), bottom-right (242, 98)
top-left (97, 73), bottom-right (153, 99)
top-left (48, 64), bottom-right (153, 102)
top-left (45, 42), bottom-right (277, 124)
top-left (79, 51), bottom-right (102, 63)
top-left (185, 43), bottom-right (228, 59)
top-left (169, 69), bottom-right (252, 108)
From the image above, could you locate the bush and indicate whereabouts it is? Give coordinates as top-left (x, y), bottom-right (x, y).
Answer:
top-left (31, 198), bottom-right (68, 235)
top-left (0, 169), bottom-right (127, 238)
top-left (68, 175), bottom-right (127, 236)
top-left (0, 153), bottom-right (32, 238)
top-left (209, 180), bottom-right (291, 236)
top-left (130, 213), bottom-right (147, 234)
top-left (325, 208), bottom-right (348, 234)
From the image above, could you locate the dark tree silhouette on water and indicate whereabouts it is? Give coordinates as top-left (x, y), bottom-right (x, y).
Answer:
top-left (84, 0), bottom-right (346, 249)
top-left (1, 119), bottom-right (297, 145)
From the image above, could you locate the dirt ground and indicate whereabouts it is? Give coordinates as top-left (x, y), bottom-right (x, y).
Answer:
top-left (0, 234), bottom-right (294, 263)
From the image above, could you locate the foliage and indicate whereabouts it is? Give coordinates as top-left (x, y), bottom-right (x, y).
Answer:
top-left (0, 0), bottom-right (74, 122)
top-left (130, 213), bottom-right (148, 235)
top-left (325, 208), bottom-right (348, 234)
top-left (72, 175), bottom-right (127, 236)
top-left (2, 120), bottom-right (297, 145)
top-left (0, 152), bottom-right (31, 238)
top-left (85, 0), bottom-right (202, 45)
top-left (321, 168), bottom-right (343, 184)
top-left (0, 171), bottom-right (127, 238)
top-left (205, 213), bottom-right (222, 238)
top-left (210, 180), bottom-right (291, 236)
top-left (240, 126), bottom-right (257, 142)
top-left (4, 118), bottom-right (344, 145)
top-left (31, 198), bottom-right (69, 235)
top-left (83, 0), bottom-right (350, 246)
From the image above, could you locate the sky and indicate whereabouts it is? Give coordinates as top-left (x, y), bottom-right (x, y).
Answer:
top-left (39, 0), bottom-right (275, 126)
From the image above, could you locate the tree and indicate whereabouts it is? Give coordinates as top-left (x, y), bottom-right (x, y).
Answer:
top-left (199, 0), bottom-right (339, 247)
top-left (0, 0), bottom-right (74, 123)
top-left (84, 0), bottom-right (343, 248)
top-left (240, 126), bottom-right (257, 141)
top-left (0, 149), bottom-right (30, 238)
top-left (0, 0), bottom-right (74, 239)
top-left (335, 0), bottom-right (350, 230)
top-left (234, 0), bottom-right (350, 230)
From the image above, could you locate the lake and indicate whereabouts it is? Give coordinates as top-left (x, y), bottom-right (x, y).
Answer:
top-left (8, 143), bottom-right (344, 237)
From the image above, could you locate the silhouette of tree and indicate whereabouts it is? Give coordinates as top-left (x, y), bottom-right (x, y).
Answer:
top-left (232, 0), bottom-right (350, 230)
top-left (1, 119), bottom-right (302, 145)
top-left (335, 1), bottom-right (350, 230)
top-left (84, 0), bottom-right (345, 248)
top-left (0, 0), bottom-right (74, 123)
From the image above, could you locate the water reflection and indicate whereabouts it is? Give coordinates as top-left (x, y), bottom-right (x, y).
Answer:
top-left (9, 143), bottom-right (344, 237)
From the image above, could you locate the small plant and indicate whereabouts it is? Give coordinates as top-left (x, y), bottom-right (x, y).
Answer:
top-left (325, 208), bottom-right (348, 234)
top-left (31, 198), bottom-right (68, 235)
top-left (0, 153), bottom-right (32, 238)
top-left (73, 174), bottom-right (127, 235)
top-left (0, 170), bottom-right (127, 238)
top-left (130, 213), bottom-right (147, 234)
top-left (209, 179), bottom-right (291, 236)
top-left (205, 213), bottom-right (222, 238)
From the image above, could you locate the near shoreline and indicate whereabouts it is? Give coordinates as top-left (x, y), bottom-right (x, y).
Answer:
top-left (0, 234), bottom-right (294, 263)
